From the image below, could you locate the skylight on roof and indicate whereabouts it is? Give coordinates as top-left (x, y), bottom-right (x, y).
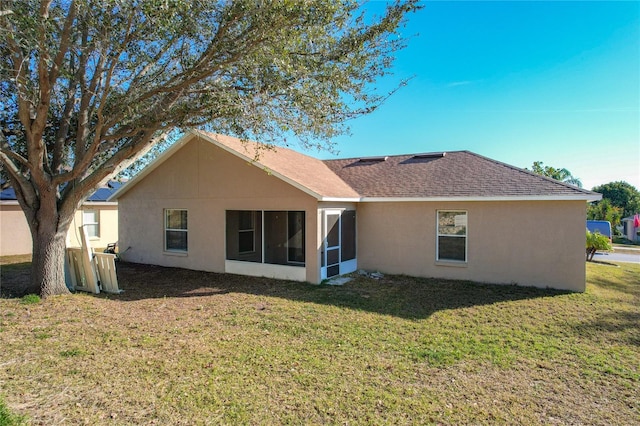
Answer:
top-left (358, 156), bottom-right (388, 163)
top-left (412, 152), bottom-right (446, 159)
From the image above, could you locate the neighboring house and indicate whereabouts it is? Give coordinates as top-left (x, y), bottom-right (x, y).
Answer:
top-left (0, 182), bottom-right (120, 256)
top-left (621, 215), bottom-right (640, 242)
top-left (110, 130), bottom-right (601, 292)
top-left (586, 220), bottom-right (612, 240)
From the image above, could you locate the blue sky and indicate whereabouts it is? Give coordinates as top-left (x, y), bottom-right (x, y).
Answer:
top-left (308, 1), bottom-right (639, 190)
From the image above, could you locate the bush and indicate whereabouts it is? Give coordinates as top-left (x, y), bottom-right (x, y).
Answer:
top-left (586, 230), bottom-right (612, 261)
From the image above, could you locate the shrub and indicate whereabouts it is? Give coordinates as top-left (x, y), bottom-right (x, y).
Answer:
top-left (586, 230), bottom-right (612, 261)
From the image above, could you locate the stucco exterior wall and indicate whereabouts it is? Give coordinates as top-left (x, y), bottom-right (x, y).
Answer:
top-left (118, 136), bottom-right (320, 282)
top-left (66, 204), bottom-right (119, 250)
top-left (0, 203), bottom-right (118, 256)
top-left (356, 200), bottom-right (587, 291)
top-left (0, 204), bottom-right (33, 256)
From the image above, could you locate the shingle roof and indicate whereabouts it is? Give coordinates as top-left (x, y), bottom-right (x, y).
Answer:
top-left (322, 151), bottom-right (600, 200)
top-left (1, 182), bottom-right (121, 202)
top-left (198, 132), bottom-right (360, 199)
top-left (110, 131), bottom-right (600, 202)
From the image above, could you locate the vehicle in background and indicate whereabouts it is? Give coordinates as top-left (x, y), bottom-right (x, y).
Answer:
top-left (587, 220), bottom-right (612, 241)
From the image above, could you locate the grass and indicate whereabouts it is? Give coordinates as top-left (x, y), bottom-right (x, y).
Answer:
top-left (0, 395), bottom-right (25, 426)
top-left (0, 261), bottom-right (639, 424)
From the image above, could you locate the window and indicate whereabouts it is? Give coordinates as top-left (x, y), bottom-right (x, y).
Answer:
top-left (238, 211), bottom-right (255, 253)
top-left (437, 211), bottom-right (467, 262)
top-left (165, 209), bottom-right (188, 252)
top-left (83, 210), bottom-right (99, 238)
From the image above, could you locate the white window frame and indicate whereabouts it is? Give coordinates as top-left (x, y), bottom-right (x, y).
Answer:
top-left (436, 210), bottom-right (468, 263)
top-left (165, 209), bottom-right (188, 252)
top-left (83, 209), bottom-right (100, 239)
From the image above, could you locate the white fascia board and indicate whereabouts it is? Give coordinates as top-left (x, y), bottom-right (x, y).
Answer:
top-left (319, 197), bottom-right (362, 202)
top-left (82, 201), bottom-right (118, 206)
top-left (107, 132), bottom-right (198, 201)
top-left (361, 194), bottom-right (602, 203)
top-left (196, 131), bottom-right (325, 201)
top-left (0, 200), bottom-right (19, 205)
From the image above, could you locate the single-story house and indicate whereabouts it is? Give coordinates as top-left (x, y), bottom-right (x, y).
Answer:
top-left (0, 182), bottom-right (121, 256)
top-left (109, 130), bottom-right (601, 292)
top-left (621, 215), bottom-right (640, 242)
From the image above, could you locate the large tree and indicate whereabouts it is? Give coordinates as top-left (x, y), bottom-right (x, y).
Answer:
top-left (1, 0), bottom-right (420, 297)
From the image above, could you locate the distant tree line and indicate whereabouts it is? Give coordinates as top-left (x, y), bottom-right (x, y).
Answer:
top-left (528, 162), bottom-right (640, 234)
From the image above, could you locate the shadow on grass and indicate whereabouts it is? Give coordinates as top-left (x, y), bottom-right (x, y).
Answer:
top-left (1, 261), bottom-right (573, 319)
top-left (106, 262), bottom-right (570, 320)
top-left (0, 262), bottom-right (35, 298)
top-left (572, 311), bottom-right (640, 346)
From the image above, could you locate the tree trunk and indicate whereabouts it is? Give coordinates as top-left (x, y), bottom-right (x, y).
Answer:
top-left (30, 211), bottom-right (72, 298)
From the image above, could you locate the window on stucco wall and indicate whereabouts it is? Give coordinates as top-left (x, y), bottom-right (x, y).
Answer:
top-left (83, 210), bottom-right (100, 239)
top-left (165, 209), bottom-right (188, 252)
top-left (437, 210), bottom-right (467, 262)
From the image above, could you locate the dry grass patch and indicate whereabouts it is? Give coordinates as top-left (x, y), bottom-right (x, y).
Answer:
top-left (1, 262), bottom-right (638, 424)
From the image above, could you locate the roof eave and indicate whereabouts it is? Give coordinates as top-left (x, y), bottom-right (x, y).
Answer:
top-left (360, 194), bottom-right (602, 202)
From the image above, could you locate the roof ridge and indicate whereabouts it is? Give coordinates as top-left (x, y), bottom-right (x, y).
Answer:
top-left (322, 150), bottom-right (468, 163)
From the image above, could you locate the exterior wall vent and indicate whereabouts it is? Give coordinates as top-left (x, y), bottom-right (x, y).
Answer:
top-left (412, 152), bottom-right (446, 159)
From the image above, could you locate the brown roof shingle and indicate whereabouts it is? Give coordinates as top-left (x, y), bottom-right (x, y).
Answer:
top-left (323, 151), bottom-right (599, 199)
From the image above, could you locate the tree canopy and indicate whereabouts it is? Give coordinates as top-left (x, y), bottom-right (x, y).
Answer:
top-left (528, 161), bottom-right (582, 187)
top-left (0, 0), bottom-right (420, 296)
top-left (591, 181), bottom-right (640, 219)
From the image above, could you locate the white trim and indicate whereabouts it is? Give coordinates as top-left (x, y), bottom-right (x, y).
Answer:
top-left (436, 210), bottom-right (468, 263)
top-left (0, 200), bottom-right (118, 206)
top-left (82, 201), bottom-right (118, 206)
top-left (361, 195), bottom-right (601, 202)
top-left (164, 208), bottom-right (188, 253)
top-left (225, 260), bottom-right (306, 282)
top-left (319, 197), bottom-right (361, 202)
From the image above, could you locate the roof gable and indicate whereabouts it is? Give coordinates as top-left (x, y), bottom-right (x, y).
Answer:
top-left (110, 130), bottom-right (359, 201)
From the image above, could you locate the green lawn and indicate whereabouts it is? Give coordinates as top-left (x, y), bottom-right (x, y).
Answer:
top-left (1, 261), bottom-right (638, 424)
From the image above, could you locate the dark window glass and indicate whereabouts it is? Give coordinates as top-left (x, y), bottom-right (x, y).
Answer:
top-left (166, 230), bottom-right (188, 251)
top-left (327, 264), bottom-right (340, 278)
top-left (327, 248), bottom-right (340, 265)
top-left (287, 211), bottom-right (305, 264)
top-left (239, 230), bottom-right (255, 253)
top-left (239, 211), bottom-right (253, 230)
top-left (341, 211), bottom-right (356, 261)
top-left (437, 211), bottom-right (467, 262)
top-left (226, 210), bottom-right (262, 262)
top-left (165, 209), bottom-right (187, 251)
